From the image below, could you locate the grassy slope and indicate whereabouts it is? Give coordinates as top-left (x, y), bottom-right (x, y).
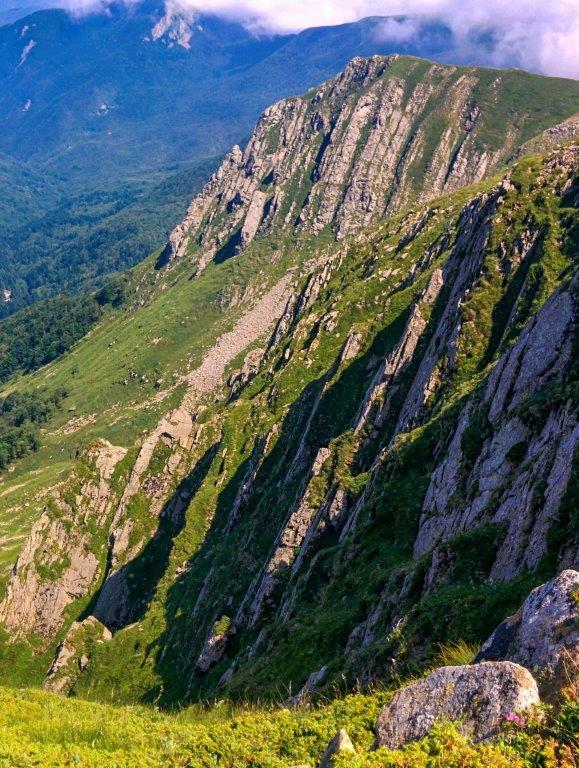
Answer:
top-left (0, 685), bottom-right (576, 767)
top-left (0, 225), bottom-right (325, 575)
top-left (61, 151), bottom-right (576, 707)
top-left (0, 148), bottom-right (576, 705)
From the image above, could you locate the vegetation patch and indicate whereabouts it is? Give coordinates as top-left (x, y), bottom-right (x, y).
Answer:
top-left (0, 389), bottom-right (67, 470)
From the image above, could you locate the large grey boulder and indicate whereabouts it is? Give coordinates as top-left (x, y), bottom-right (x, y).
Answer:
top-left (375, 661), bottom-right (539, 749)
top-left (475, 569), bottom-right (579, 699)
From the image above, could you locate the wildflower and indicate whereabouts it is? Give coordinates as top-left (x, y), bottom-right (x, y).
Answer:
top-left (505, 711), bottom-right (527, 728)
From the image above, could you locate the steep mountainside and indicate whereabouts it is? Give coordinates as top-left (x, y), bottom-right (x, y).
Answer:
top-left (1, 7), bottom-right (578, 318)
top-left (0, 57), bottom-right (577, 717)
top-left (162, 55), bottom-right (579, 266)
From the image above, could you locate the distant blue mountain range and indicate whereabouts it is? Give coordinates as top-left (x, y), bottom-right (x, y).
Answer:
top-left (0, 1), bottom-right (552, 314)
top-left (0, 1), bottom-right (469, 183)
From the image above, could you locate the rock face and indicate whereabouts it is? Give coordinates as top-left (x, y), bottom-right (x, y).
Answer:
top-left (414, 274), bottom-right (578, 582)
top-left (375, 662), bottom-right (540, 749)
top-left (318, 729), bottom-right (355, 768)
top-left (0, 440), bottom-right (126, 641)
top-left (476, 570), bottom-right (579, 698)
top-left (196, 618), bottom-right (231, 673)
top-left (286, 665), bottom-right (328, 707)
top-left (161, 55), bottom-right (553, 270)
top-left (45, 617), bottom-right (112, 694)
top-left (92, 274), bottom-right (294, 631)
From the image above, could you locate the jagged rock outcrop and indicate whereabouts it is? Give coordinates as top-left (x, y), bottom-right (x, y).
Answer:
top-left (286, 665), bottom-right (328, 707)
top-left (394, 178), bottom-right (514, 435)
top-left (161, 55), bottom-right (556, 271)
top-left (150, 1), bottom-right (196, 49)
top-left (415, 275), bottom-right (577, 581)
top-left (182, 146), bottom-right (577, 699)
top-left (476, 570), bottom-right (579, 699)
top-left (228, 347), bottom-right (265, 399)
top-left (196, 617), bottom-right (231, 673)
top-left (0, 440), bottom-right (126, 641)
top-left (375, 662), bottom-right (540, 749)
top-left (45, 617), bottom-right (112, 694)
top-left (235, 325), bottom-right (370, 631)
top-left (336, 174), bottom-right (519, 541)
top-left (354, 267), bottom-right (444, 440)
top-left (266, 250), bottom-right (344, 355)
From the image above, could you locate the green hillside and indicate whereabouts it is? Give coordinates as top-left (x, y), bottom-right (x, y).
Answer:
top-left (0, 686), bottom-right (576, 767)
top-left (0, 145), bottom-right (576, 699)
top-left (0, 53), bottom-right (577, 766)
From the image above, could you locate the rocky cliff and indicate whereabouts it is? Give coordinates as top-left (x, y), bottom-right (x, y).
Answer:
top-left (161, 55), bottom-right (579, 270)
top-left (0, 56), bottom-right (577, 710)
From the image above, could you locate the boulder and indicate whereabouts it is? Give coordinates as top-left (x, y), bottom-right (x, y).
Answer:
top-left (318, 729), bottom-right (355, 768)
top-left (475, 569), bottom-right (579, 699)
top-left (375, 661), bottom-right (539, 749)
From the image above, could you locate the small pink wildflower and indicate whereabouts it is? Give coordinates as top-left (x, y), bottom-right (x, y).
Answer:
top-left (505, 711), bottom-right (527, 728)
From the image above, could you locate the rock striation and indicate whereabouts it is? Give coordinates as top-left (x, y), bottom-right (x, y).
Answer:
top-left (0, 440), bottom-right (126, 641)
top-left (415, 275), bottom-right (578, 582)
top-left (161, 56), bottom-right (549, 271)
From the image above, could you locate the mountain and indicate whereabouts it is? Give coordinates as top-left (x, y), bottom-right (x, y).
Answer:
top-left (0, 4), bottom-right (460, 315)
top-left (1, 2), bottom-right (572, 184)
top-left (0, 1), bottom-right (51, 26)
top-left (0, 54), bottom-right (577, 764)
top-left (0, 4), bottom-right (458, 183)
top-left (1, 2), bottom-right (577, 318)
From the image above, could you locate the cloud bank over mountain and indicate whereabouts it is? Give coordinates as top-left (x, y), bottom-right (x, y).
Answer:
top-left (8, 0), bottom-right (579, 78)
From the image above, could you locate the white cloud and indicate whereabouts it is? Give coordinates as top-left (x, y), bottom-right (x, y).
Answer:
top-left (178, 0), bottom-right (579, 78)
top-left (20, 0), bottom-right (579, 78)
top-left (373, 17), bottom-right (422, 44)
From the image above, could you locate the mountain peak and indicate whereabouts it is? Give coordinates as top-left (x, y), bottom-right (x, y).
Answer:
top-left (149, 1), bottom-right (199, 49)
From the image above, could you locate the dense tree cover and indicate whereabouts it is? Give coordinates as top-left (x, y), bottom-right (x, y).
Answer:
top-left (0, 274), bottom-right (130, 385)
top-left (0, 389), bottom-right (66, 470)
top-left (0, 158), bottom-right (217, 318)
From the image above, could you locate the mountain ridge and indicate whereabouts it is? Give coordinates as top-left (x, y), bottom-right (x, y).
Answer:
top-left (161, 54), bottom-right (579, 268)
top-left (0, 56), bottom-right (576, 730)
top-left (2, 4), bottom-right (578, 318)
top-left (0, 5), bottom-right (476, 315)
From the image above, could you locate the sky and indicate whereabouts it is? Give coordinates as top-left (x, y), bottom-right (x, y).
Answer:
top-left (2, 0), bottom-right (578, 78)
